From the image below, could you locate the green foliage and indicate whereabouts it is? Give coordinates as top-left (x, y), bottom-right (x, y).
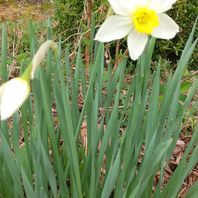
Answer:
top-left (0, 20), bottom-right (53, 75)
top-left (0, 18), bottom-right (197, 197)
top-left (54, 0), bottom-right (107, 42)
top-left (156, 0), bottom-right (198, 69)
top-left (54, 0), bottom-right (84, 41)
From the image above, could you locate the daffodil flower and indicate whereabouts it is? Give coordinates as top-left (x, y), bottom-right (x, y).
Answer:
top-left (95, 0), bottom-right (179, 60)
top-left (0, 40), bottom-right (57, 120)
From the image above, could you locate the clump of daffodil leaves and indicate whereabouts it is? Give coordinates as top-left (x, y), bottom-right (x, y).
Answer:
top-left (95, 0), bottom-right (179, 60)
top-left (0, 40), bottom-right (57, 120)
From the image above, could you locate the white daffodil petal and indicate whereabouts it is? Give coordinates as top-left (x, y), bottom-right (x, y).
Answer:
top-left (149, 0), bottom-right (177, 13)
top-left (108, 0), bottom-right (134, 16)
top-left (108, 0), bottom-right (149, 15)
top-left (127, 30), bottom-right (148, 60)
top-left (31, 40), bottom-right (57, 79)
top-left (0, 78), bottom-right (30, 120)
top-left (95, 15), bottom-right (132, 42)
top-left (151, 14), bottom-right (179, 39)
top-left (134, 0), bottom-right (148, 7)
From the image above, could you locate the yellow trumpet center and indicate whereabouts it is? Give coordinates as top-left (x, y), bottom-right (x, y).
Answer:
top-left (132, 7), bottom-right (159, 34)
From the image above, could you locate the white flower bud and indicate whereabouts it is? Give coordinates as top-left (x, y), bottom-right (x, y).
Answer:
top-left (0, 78), bottom-right (30, 120)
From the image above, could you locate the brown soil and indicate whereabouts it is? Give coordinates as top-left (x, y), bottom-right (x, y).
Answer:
top-left (0, 0), bottom-right (53, 22)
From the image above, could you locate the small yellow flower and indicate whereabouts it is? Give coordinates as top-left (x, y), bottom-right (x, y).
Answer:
top-left (0, 78), bottom-right (30, 120)
top-left (95, 0), bottom-right (179, 60)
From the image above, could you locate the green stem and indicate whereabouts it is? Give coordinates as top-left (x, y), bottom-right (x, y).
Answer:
top-left (21, 63), bottom-right (32, 82)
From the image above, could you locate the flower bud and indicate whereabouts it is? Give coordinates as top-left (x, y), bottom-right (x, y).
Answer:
top-left (31, 40), bottom-right (57, 79)
top-left (0, 78), bottom-right (30, 120)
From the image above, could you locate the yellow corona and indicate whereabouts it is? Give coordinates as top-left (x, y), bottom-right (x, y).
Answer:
top-left (132, 7), bottom-right (159, 34)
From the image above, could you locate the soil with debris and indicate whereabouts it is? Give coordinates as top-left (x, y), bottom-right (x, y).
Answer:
top-left (0, 0), bottom-right (53, 22)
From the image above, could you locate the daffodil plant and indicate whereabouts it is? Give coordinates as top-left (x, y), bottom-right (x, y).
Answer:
top-left (0, 11), bottom-right (197, 197)
top-left (95, 0), bottom-right (179, 60)
top-left (0, 40), bottom-right (57, 120)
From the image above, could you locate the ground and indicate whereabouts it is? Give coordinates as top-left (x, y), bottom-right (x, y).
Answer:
top-left (0, 0), bottom-right (52, 22)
